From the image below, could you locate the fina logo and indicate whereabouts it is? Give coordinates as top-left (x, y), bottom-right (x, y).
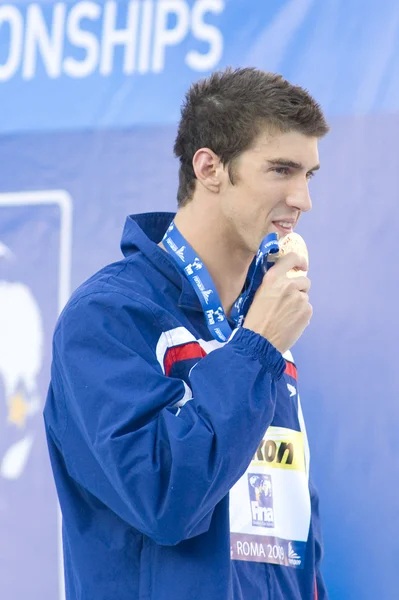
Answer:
top-left (205, 307), bottom-right (224, 325)
top-left (248, 473), bottom-right (274, 528)
top-left (184, 257), bottom-right (202, 276)
top-left (288, 542), bottom-right (302, 567)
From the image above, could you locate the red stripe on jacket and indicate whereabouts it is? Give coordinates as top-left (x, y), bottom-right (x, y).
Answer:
top-left (164, 342), bottom-right (207, 377)
top-left (285, 360), bottom-right (298, 380)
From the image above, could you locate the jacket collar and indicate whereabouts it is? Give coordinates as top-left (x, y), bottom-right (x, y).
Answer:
top-left (121, 212), bottom-right (202, 311)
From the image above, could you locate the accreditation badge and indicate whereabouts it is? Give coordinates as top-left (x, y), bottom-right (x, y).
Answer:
top-left (229, 395), bottom-right (311, 569)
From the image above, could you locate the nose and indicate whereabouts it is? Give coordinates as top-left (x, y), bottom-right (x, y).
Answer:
top-left (286, 180), bottom-right (312, 213)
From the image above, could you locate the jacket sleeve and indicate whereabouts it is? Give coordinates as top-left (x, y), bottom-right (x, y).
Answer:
top-left (309, 477), bottom-right (329, 599)
top-left (45, 291), bottom-right (286, 546)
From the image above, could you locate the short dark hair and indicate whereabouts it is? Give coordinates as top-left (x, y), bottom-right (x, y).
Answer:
top-left (174, 67), bottom-right (329, 207)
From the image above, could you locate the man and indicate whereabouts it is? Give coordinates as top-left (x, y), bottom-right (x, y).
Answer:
top-left (44, 67), bottom-right (329, 599)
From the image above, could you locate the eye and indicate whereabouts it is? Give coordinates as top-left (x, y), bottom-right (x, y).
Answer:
top-left (306, 171), bottom-right (316, 180)
top-left (273, 167), bottom-right (289, 176)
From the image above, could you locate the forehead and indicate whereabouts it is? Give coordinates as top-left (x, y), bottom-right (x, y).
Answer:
top-left (248, 129), bottom-right (320, 166)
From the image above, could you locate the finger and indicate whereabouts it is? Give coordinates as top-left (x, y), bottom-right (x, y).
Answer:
top-left (289, 276), bottom-right (311, 293)
top-left (268, 252), bottom-right (308, 277)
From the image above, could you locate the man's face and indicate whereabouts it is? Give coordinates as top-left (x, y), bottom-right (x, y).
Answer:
top-left (218, 129), bottom-right (320, 254)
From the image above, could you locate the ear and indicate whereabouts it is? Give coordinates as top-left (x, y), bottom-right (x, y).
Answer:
top-left (192, 148), bottom-right (224, 193)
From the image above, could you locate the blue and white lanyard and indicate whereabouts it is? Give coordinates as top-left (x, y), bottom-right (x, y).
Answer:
top-left (162, 221), bottom-right (279, 343)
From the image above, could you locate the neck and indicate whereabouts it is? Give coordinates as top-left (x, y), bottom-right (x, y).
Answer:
top-left (169, 201), bottom-right (255, 316)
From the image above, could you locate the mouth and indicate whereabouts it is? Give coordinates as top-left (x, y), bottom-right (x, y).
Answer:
top-left (272, 221), bottom-right (296, 237)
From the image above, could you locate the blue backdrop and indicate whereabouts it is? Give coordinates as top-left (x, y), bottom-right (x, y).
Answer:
top-left (0, 1), bottom-right (398, 598)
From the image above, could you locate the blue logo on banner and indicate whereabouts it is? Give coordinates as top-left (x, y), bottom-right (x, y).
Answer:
top-left (0, 192), bottom-right (71, 598)
top-left (0, 235), bottom-right (44, 481)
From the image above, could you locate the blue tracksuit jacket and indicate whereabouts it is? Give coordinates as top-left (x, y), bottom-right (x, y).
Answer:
top-left (44, 212), bottom-right (328, 600)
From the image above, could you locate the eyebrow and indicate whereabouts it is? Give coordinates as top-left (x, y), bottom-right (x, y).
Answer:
top-left (267, 158), bottom-right (320, 172)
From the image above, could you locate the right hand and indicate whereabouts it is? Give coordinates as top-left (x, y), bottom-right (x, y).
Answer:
top-left (243, 252), bottom-right (312, 354)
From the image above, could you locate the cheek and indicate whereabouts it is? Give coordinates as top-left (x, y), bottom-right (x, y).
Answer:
top-left (259, 183), bottom-right (286, 212)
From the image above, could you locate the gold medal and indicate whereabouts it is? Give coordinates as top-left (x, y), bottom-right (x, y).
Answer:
top-left (275, 232), bottom-right (309, 278)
